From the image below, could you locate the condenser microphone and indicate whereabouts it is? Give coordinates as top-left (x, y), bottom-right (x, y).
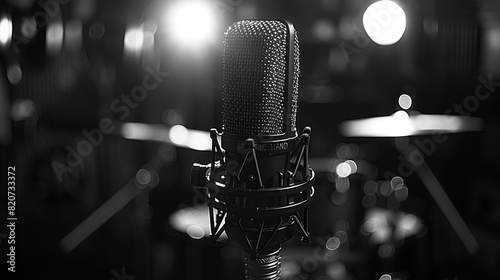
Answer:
top-left (191, 19), bottom-right (314, 280)
top-left (222, 19), bottom-right (300, 188)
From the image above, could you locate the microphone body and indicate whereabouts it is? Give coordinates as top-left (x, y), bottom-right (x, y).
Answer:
top-left (191, 19), bottom-right (314, 280)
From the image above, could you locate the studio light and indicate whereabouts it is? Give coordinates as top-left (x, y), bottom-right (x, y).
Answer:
top-left (167, 1), bottom-right (216, 46)
top-left (363, 0), bottom-right (406, 45)
top-left (0, 14), bottom-right (12, 48)
top-left (124, 26), bottom-right (145, 55)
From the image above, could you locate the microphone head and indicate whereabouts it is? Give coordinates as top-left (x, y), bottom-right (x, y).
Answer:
top-left (222, 20), bottom-right (299, 137)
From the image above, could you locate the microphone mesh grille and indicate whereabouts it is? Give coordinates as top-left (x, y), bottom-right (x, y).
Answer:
top-left (222, 20), bottom-right (299, 135)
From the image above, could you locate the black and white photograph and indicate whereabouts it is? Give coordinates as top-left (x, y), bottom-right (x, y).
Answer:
top-left (1, 0), bottom-right (499, 279)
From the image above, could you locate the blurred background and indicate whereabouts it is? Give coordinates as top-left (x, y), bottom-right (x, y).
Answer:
top-left (1, 0), bottom-right (499, 279)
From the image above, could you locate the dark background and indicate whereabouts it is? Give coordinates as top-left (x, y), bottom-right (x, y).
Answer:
top-left (1, 0), bottom-right (499, 279)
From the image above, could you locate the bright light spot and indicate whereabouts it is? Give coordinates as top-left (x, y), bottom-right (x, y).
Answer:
top-left (124, 27), bottom-right (144, 54)
top-left (336, 162), bottom-right (352, 178)
top-left (187, 225), bottom-right (205, 239)
top-left (413, 114), bottom-right (483, 133)
top-left (341, 112), bottom-right (483, 137)
top-left (363, 208), bottom-right (394, 244)
top-left (398, 94), bottom-right (412, 109)
top-left (391, 110), bottom-right (411, 136)
top-left (393, 212), bottom-right (423, 240)
top-left (0, 15), bottom-right (12, 47)
top-left (399, 213), bottom-right (418, 232)
top-left (393, 110), bottom-right (409, 122)
top-left (168, 1), bottom-right (216, 46)
top-left (362, 220), bottom-right (379, 233)
top-left (379, 273), bottom-right (392, 280)
top-left (186, 130), bottom-right (212, 151)
top-left (326, 236), bottom-right (341, 251)
top-left (121, 123), bottom-right (211, 151)
top-left (47, 22), bottom-right (64, 54)
top-left (340, 110), bottom-right (412, 137)
top-left (121, 123), bottom-right (155, 140)
top-left (169, 125), bottom-right (189, 145)
top-left (390, 176), bottom-right (404, 190)
top-left (371, 226), bottom-right (392, 243)
top-left (363, 0), bottom-right (406, 45)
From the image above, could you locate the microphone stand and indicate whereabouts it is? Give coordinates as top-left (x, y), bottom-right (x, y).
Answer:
top-left (192, 127), bottom-right (315, 280)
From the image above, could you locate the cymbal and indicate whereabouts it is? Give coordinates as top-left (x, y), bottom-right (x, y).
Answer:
top-left (339, 111), bottom-right (484, 137)
top-left (117, 122), bottom-right (213, 151)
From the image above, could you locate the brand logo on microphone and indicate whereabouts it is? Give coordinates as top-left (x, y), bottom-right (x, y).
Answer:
top-left (237, 140), bottom-right (289, 153)
top-left (255, 141), bottom-right (289, 152)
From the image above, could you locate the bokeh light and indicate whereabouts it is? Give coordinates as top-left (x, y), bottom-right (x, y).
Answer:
top-left (363, 0), bottom-right (406, 45)
top-left (124, 26), bottom-right (145, 55)
top-left (0, 15), bottom-right (12, 47)
top-left (336, 162), bottom-right (352, 178)
top-left (326, 236), bottom-right (341, 251)
top-left (398, 94), bottom-right (412, 109)
top-left (379, 273), bottom-right (392, 280)
top-left (47, 21), bottom-right (64, 54)
top-left (167, 1), bottom-right (216, 46)
top-left (186, 225), bottom-right (205, 239)
top-left (169, 125), bottom-right (189, 145)
top-left (136, 168), bottom-right (152, 185)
